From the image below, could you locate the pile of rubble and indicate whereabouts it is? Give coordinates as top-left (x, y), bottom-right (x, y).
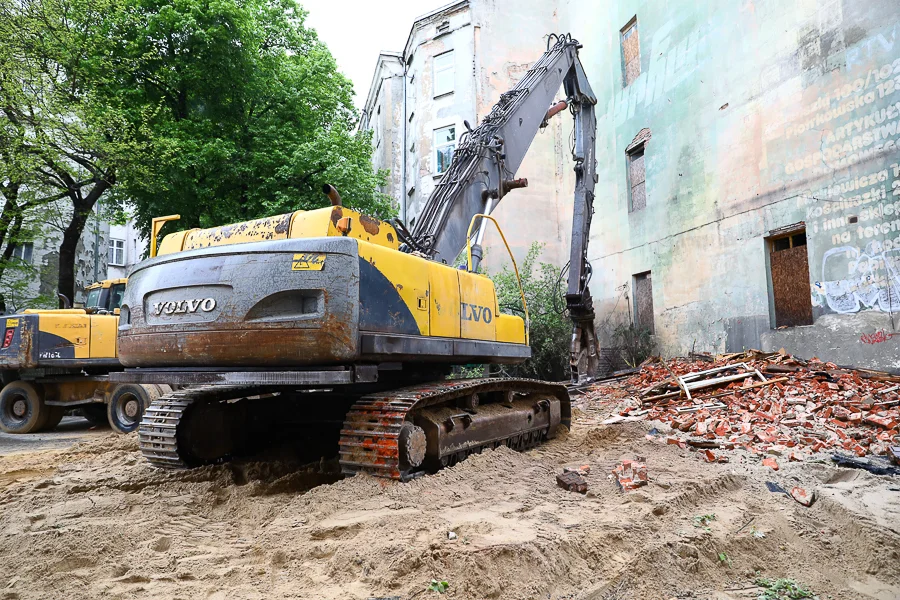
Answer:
top-left (603, 350), bottom-right (900, 466)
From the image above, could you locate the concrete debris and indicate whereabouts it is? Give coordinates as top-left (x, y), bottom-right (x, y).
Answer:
top-left (563, 464), bottom-right (591, 475)
top-left (599, 349), bottom-right (900, 465)
top-left (790, 487), bottom-right (815, 507)
top-left (611, 459), bottom-right (648, 492)
top-left (448, 531), bottom-right (458, 540)
top-left (556, 471), bottom-right (587, 494)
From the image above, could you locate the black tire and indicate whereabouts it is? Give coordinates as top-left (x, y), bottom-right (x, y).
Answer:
top-left (0, 381), bottom-right (46, 434)
top-left (107, 384), bottom-right (156, 434)
top-left (80, 404), bottom-right (109, 426)
top-left (39, 405), bottom-right (65, 431)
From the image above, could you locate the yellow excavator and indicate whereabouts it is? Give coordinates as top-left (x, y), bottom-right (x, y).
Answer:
top-left (0, 279), bottom-right (169, 434)
top-left (114, 34), bottom-right (598, 479)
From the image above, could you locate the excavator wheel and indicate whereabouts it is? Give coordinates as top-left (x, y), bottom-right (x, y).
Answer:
top-left (108, 384), bottom-right (156, 434)
top-left (80, 404), bottom-right (109, 426)
top-left (38, 406), bottom-right (66, 432)
top-left (0, 381), bottom-right (47, 434)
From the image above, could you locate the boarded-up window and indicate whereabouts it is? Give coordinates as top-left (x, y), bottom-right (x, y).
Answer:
top-left (621, 17), bottom-right (640, 87)
top-left (769, 230), bottom-right (813, 327)
top-left (628, 144), bottom-right (646, 212)
top-left (634, 271), bottom-right (654, 333)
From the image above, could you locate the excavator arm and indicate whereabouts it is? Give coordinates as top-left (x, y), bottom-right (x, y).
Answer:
top-left (407, 34), bottom-right (600, 382)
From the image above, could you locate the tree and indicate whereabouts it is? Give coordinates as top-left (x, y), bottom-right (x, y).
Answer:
top-left (0, 0), bottom-right (389, 304)
top-left (491, 243), bottom-right (572, 381)
top-left (99, 0), bottom-right (393, 234)
top-left (0, 0), bottom-right (139, 304)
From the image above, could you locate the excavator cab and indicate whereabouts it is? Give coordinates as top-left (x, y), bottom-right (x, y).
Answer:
top-left (85, 279), bottom-right (127, 313)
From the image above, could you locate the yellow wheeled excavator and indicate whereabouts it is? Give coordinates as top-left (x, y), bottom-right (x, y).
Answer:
top-left (0, 279), bottom-right (169, 434)
top-left (113, 34), bottom-right (599, 480)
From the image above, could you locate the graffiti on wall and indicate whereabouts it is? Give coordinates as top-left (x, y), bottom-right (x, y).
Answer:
top-left (813, 244), bottom-right (900, 313)
top-left (859, 329), bottom-right (899, 344)
top-left (771, 20), bottom-right (900, 317)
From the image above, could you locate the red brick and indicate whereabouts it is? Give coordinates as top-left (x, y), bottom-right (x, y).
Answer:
top-left (762, 457), bottom-right (779, 471)
top-left (865, 414), bottom-right (898, 429)
top-left (704, 449), bottom-right (717, 463)
top-left (790, 487), bottom-right (815, 506)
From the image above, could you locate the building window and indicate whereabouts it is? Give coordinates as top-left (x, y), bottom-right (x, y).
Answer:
top-left (621, 17), bottom-right (640, 87)
top-left (10, 242), bottom-right (33, 264)
top-left (768, 228), bottom-right (813, 327)
top-left (433, 51), bottom-right (454, 97)
top-left (627, 143), bottom-right (646, 212)
top-left (109, 238), bottom-right (125, 266)
top-left (633, 271), bottom-right (654, 334)
top-left (434, 125), bottom-right (456, 174)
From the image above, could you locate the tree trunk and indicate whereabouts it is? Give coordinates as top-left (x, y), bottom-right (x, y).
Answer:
top-left (58, 201), bottom-right (91, 306)
top-left (57, 177), bottom-right (112, 304)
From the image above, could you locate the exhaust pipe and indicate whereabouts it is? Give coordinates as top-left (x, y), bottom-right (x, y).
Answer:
top-left (323, 184), bottom-right (342, 207)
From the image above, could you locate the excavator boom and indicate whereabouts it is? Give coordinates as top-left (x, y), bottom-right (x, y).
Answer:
top-left (409, 34), bottom-right (600, 381)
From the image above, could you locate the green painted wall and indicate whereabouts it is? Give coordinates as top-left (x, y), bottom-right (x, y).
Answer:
top-left (578, 0), bottom-right (900, 369)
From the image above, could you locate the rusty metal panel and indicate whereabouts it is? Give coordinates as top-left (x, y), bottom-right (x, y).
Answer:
top-left (634, 272), bottom-right (654, 333)
top-left (771, 245), bottom-right (814, 327)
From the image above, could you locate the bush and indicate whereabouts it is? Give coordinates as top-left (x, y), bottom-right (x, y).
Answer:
top-left (612, 323), bottom-right (655, 367)
top-left (489, 243), bottom-right (572, 382)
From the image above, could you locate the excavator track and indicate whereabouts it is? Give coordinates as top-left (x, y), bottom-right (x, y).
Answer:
top-left (139, 378), bottom-right (570, 480)
top-left (139, 385), bottom-right (280, 469)
top-left (339, 378), bottom-right (570, 481)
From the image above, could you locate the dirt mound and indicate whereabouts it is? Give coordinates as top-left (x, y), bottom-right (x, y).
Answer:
top-left (1, 399), bottom-right (900, 599)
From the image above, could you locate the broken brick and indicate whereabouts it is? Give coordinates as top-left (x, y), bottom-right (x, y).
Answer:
top-left (762, 457), bottom-right (779, 471)
top-left (865, 414), bottom-right (898, 429)
top-left (563, 465), bottom-right (591, 476)
top-left (790, 487), bottom-right (815, 506)
top-left (556, 471), bottom-right (587, 494)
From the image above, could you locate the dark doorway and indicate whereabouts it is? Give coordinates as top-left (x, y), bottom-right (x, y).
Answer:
top-left (633, 271), bottom-right (654, 333)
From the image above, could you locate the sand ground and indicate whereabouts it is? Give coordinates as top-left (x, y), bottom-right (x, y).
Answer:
top-left (1, 391), bottom-right (899, 600)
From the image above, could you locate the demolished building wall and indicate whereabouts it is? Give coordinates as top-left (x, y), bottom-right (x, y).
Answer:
top-left (585, 0), bottom-right (900, 371)
top-left (362, 0), bottom-right (900, 371)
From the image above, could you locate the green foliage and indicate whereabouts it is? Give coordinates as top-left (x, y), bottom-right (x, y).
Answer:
top-left (427, 579), bottom-right (449, 594)
top-left (0, 0), bottom-right (390, 300)
top-left (490, 243), bottom-right (571, 382)
top-left (612, 323), bottom-right (656, 367)
top-left (90, 0), bottom-right (394, 234)
top-left (717, 552), bottom-right (732, 568)
top-left (692, 514), bottom-right (716, 531)
top-left (754, 577), bottom-right (816, 599)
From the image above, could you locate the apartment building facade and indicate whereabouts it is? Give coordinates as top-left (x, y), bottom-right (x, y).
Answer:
top-left (363, 0), bottom-right (900, 371)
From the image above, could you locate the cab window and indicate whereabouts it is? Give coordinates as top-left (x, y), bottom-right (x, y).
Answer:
top-left (109, 284), bottom-right (126, 310)
top-left (86, 288), bottom-right (102, 309)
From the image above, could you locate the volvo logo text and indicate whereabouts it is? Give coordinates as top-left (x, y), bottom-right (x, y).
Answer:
top-left (153, 298), bottom-right (217, 316)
